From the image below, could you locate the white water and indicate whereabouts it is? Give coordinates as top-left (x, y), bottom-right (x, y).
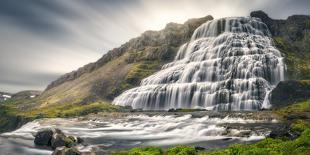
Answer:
top-left (113, 17), bottom-right (285, 110)
top-left (0, 114), bottom-right (277, 154)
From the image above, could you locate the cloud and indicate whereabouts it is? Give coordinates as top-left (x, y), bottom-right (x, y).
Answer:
top-left (0, 0), bottom-right (309, 93)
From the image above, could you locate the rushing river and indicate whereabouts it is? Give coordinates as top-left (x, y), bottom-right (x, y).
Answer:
top-left (0, 112), bottom-right (279, 155)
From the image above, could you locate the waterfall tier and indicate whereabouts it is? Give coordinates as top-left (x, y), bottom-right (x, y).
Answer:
top-left (113, 17), bottom-right (285, 111)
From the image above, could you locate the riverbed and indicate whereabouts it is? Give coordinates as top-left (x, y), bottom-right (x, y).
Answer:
top-left (0, 111), bottom-right (281, 155)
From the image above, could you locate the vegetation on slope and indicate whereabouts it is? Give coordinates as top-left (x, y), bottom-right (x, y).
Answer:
top-left (107, 60), bottom-right (162, 99)
top-left (0, 99), bottom-right (126, 133)
top-left (39, 16), bottom-right (213, 106)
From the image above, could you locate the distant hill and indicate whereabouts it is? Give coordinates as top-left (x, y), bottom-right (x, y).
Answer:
top-left (0, 92), bottom-right (11, 102)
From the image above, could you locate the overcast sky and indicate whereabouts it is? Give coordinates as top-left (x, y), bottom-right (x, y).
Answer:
top-left (0, 0), bottom-right (310, 93)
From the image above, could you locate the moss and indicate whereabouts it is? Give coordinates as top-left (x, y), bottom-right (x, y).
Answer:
top-left (64, 136), bottom-right (76, 147)
top-left (273, 37), bottom-right (310, 80)
top-left (111, 146), bottom-right (163, 155)
top-left (291, 120), bottom-right (310, 133)
top-left (0, 100), bottom-right (125, 133)
top-left (107, 60), bottom-right (162, 98)
top-left (274, 99), bottom-right (310, 118)
top-left (167, 145), bottom-right (196, 155)
top-left (20, 101), bottom-right (123, 118)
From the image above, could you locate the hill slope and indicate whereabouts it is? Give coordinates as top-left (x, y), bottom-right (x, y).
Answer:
top-left (37, 15), bottom-right (214, 107)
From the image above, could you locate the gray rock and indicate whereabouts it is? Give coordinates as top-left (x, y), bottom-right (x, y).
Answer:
top-left (271, 80), bottom-right (310, 108)
top-left (34, 129), bottom-right (54, 146)
top-left (34, 128), bottom-right (83, 149)
top-left (52, 147), bottom-right (81, 155)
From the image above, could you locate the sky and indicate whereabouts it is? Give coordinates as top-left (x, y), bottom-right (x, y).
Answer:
top-left (0, 0), bottom-right (310, 93)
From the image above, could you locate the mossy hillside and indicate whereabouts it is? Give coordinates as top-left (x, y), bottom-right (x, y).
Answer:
top-left (40, 16), bottom-right (214, 106)
top-left (274, 99), bottom-right (310, 119)
top-left (0, 100), bottom-right (124, 133)
top-left (107, 60), bottom-right (163, 99)
top-left (274, 37), bottom-right (310, 80)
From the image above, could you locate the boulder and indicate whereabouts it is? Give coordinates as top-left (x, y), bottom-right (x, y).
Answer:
top-left (34, 129), bottom-right (54, 146)
top-left (271, 80), bottom-right (310, 108)
top-left (34, 128), bottom-right (83, 149)
top-left (268, 124), bottom-right (300, 140)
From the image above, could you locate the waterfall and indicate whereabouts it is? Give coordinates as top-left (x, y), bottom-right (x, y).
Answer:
top-left (113, 17), bottom-right (285, 111)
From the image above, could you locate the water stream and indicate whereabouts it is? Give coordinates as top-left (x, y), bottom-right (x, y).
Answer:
top-left (0, 112), bottom-right (279, 154)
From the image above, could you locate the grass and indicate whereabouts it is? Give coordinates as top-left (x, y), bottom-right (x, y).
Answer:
top-left (0, 100), bottom-right (125, 133)
top-left (21, 101), bottom-right (124, 118)
top-left (108, 60), bottom-right (162, 98)
top-left (274, 99), bottom-right (310, 118)
top-left (111, 145), bottom-right (195, 155)
top-left (273, 37), bottom-right (310, 80)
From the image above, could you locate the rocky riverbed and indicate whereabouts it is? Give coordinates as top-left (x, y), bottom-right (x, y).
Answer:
top-left (0, 111), bottom-right (282, 155)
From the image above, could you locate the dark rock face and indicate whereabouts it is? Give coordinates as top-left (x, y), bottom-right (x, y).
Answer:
top-left (271, 80), bottom-right (310, 108)
top-left (34, 129), bottom-right (54, 146)
top-left (268, 124), bottom-right (300, 140)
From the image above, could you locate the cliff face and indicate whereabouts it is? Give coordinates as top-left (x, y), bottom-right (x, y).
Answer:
top-left (251, 11), bottom-right (310, 108)
top-left (38, 15), bottom-right (214, 106)
top-left (251, 11), bottom-right (310, 80)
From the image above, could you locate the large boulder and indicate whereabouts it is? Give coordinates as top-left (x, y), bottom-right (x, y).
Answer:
top-left (268, 124), bottom-right (300, 140)
top-left (271, 80), bottom-right (310, 108)
top-left (34, 128), bottom-right (83, 149)
top-left (34, 129), bottom-right (54, 146)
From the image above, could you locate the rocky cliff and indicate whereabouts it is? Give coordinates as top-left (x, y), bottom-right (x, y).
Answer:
top-left (251, 11), bottom-right (310, 80)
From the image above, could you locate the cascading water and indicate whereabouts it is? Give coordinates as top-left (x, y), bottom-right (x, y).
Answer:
top-left (113, 17), bottom-right (285, 111)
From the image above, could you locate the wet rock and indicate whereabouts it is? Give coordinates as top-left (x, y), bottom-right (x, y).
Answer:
top-left (52, 147), bottom-right (81, 155)
top-left (34, 128), bottom-right (83, 149)
top-left (34, 129), bottom-right (54, 146)
top-left (194, 146), bottom-right (206, 151)
top-left (222, 137), bottom-right (233, 141)
top-left (268, 125), bottom-right (300, 140)
top-left (76, 137), bottom-right (84, 144)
